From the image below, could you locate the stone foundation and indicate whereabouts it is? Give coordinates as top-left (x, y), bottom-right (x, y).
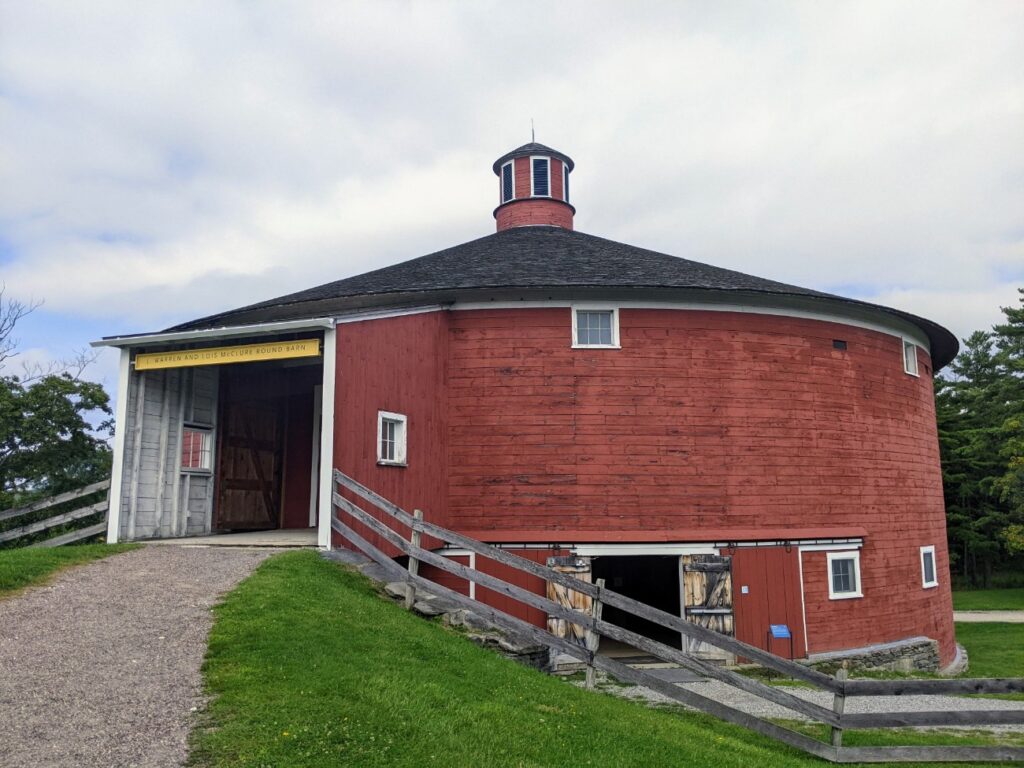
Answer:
top-left (806, 636), bottom-right (940, 673)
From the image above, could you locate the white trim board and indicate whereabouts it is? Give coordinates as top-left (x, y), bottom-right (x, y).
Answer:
top-left (571, 543), bottom-right (719, 556)
top-left (798, 542), bottom-right (863, 553)
top-left (105, 348), bottom-right (132, 543)
top-left (316, 324), bottom-right (337, 549)
top-left (93, 317), bottom-right (335, 348)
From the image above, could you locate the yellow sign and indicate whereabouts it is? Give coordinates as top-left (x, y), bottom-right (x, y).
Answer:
top-left (135, 338), bottom-right (321, 371)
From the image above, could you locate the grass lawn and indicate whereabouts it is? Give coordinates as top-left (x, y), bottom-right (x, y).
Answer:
top-left (953, 588), bottom-right (1024, 611)
top-left (0, 542), bottom-right (138, 597)
top-left (955, 622), bottom-right (1024, 678)
top-left (191, 552), bottom-right (1021, 768)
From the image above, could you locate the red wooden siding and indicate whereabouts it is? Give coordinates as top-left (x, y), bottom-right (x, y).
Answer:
top-left (332, 311), bottom-right (449, 555)
top-left (420, 555), bottom-right (471, 596)
top-left (444, 307), bottom-right (954, 664)
top-left (330, 305), bottom-right (954, 664)
top-left (475, 549), bottom-right (566, 626)
top-left (732, 547), bottom-right (806, 658)
top-left (802, 545), bottom-right (956, 662)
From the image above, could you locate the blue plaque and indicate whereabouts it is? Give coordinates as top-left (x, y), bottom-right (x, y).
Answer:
top-left (769, 624), bottom-right (791, 639)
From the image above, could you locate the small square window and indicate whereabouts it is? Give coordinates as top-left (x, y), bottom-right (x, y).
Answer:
top-left (531, 157), bottom-right (550, 197)
top-left (377, 411), bottom-right (407, 466)
top-left (501, 161), bottom-right (514, 203)
top-left (903, 340), bottom-right (919, 376)
top-left (573, 308), bottom-right (619, 348)
top-left (921, 545), bottom-right (938, 588)
top-left (827, 551), bottom-right (862, 599)
top-left (181, 427), bottom-right (212, 472)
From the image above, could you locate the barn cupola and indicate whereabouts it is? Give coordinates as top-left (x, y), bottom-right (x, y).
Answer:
top-left (492, 142), bottom-right (575, 232)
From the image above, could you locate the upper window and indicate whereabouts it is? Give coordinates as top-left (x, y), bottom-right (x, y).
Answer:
top-left (573, 308), bottom-right (619, 348)
top-left (377, 411), bottom-right (407, 467)
top-left (903, 340), bottom-right (919, 376)
top-left (827, 551), bottom-right (862, 600)
top-left (501, 161), bottom-right (514, 203)
top-left (531, 157), bottom-right (550, 197)
top-left (563, 162), bottom-right (570, 203)
top-left (181, 426), bottom-right (213, 472)
top-left (920, 545), bottom-right (938, 588)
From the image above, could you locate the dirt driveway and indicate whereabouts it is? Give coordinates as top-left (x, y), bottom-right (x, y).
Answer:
top-left (0, 545), bottom-right (277, 768)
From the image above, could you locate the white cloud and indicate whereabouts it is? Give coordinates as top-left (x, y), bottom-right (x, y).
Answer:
top-left (0, 0), bottom-right (1020, 350)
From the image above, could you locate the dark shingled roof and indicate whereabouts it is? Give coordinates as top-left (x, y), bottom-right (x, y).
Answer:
top-left (492, 142), bottom-right (574, 174)
top-left (166, 226), bottom-right (959, 368)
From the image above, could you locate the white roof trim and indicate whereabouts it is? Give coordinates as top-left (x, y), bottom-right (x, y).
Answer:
top-left (92, 317), bottom-right (336, 348)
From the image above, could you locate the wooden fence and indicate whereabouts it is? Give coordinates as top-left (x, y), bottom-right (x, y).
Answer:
top-left (332, 469), bottom-right (1024, 764)
top-left (0, 481), bottom-right (110, 547)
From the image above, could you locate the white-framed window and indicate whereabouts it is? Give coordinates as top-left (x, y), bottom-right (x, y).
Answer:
top-left (377, 411), bottom-right (407, 466)
top-left (531, 156), bottom-right (550, 197)
top-left (920, 545), bottom-right (938, 588)
top-left (181, 425), bottom-right (213, 473)
top-left (563, 161), bottom-right (570, 203)
top-left (827, 551), bottom-right (863, 600)
top-left (903, 339), bottom-right (919, 376)
top-left (500, 160), bottom-right (514, 204)
top-left (572, 307), bottom-right (620, 348)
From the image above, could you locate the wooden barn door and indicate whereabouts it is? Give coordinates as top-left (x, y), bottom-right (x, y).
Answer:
top-left (215, 387), bottom-right (285, 530)
top-left (546, 556), bottom-right (593, 646)
top-left (681, 554), bottom-right (735, 661)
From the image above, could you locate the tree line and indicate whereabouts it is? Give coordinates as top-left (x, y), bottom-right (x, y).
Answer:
top-left (935, 288), bottom-right (1024, 586)
top-left (0, 288), bottom-right (111, 515)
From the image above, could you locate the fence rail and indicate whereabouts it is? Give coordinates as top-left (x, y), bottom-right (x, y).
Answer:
top-left (0, 481), bottom-right (110, 547)
top-left (332, 469), bottom-right (1024, 764)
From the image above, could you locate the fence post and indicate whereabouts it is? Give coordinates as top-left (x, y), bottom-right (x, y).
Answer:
top-left (830, 662), bottom-right (848, 749)
top-left (404, 509), bottom-right (423, 610)
top-left (585, 578), bottom-right (606, 689)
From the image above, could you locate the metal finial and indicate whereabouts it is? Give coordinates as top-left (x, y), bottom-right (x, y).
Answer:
top-left (531, 118), bottom-right (535, 143)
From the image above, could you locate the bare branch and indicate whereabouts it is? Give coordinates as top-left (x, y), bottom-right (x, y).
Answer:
top-left (0, 283), bottom-right (43, 373)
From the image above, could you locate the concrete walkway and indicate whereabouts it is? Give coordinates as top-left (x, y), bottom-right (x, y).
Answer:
top-left (954, 611), bottom-right (1024, 623)
top-left (0, 546), bottom-right (278, 768)
top-left (601, 677), bottom-right (1024, 733)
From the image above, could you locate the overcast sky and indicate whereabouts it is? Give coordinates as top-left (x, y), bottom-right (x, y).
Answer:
top-left (1, 1), bottom-right (1021, 393)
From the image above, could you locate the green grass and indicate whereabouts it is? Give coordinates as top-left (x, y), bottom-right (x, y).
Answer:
top-left (191, 552), bottom-right (1021, 768)
top-left (953, 588), bottom-right (1024, 612)
top-left (955, 622), bottom-right (1024, 679)
top-left (0, 542), bottom-right (138, 596)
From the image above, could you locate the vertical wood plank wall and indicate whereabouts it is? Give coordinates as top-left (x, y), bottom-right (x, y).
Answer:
top-left (731, 547), bottom-right (807, 658)
top-left (117, 365), bottom-right (219, 539)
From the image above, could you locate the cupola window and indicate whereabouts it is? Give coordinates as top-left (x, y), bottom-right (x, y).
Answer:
top-left (501, 161), bottom-right (514, 203)
top-left (563, 162), bottom-right (570, 203)
top-left (531, 157), bottom-right (550, 197)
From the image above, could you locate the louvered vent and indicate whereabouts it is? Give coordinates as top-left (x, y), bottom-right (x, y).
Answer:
top-left (501, 162), bottom-right (514, 203)
top-left (532, 158), bottom-right (549, 196)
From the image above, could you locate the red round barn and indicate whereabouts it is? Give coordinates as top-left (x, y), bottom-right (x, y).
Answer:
top-left (102, 142), bottom-right (960, 671)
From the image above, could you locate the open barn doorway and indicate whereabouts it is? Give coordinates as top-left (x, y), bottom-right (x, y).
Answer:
top-left (591, 555), bottom-right (683, 651)
top-left (214, 360), bottom-right (323, 532)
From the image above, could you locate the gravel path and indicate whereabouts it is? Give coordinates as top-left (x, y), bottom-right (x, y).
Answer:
top-left (0, 545), bottom-right (278, 768)
top-left (599, 676), bottom-right (1024, 733)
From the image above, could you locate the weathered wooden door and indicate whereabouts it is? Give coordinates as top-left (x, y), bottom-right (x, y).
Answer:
top-left (215, 396), bottom-right (284, 530)
top-left (681, 554), bottom-right (735, 660)
top-left (546, 556), bottom-right (593, 646)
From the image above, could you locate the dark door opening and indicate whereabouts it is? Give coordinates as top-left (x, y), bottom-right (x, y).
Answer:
top-left (591, 555), bottom-right (682, 650)
top-left (214, 362), bottom-right (322, 531)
